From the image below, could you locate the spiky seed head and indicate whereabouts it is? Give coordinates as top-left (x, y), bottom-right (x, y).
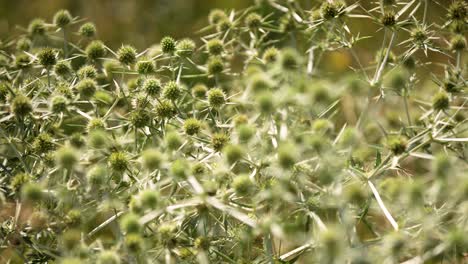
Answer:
top-left (76, 78), bottom-right (97, 99)
top-left (162, 81), bottom-right (181, 101)
top-left (54, 10), bottom-right (72, 28)
top-left (176, 38), bottom-right (196, 57)
top-left (432, 91), bottom-right (450, 111)
top-left (37, 48), bottom-right (57, 68)
top-left (245, 13), bottom-right (262, 29)
top-left (33, 133), bottom-right (55, 154)
top-left (232, 174), bottom-right (255, 196)
top-left (136, 59), bottom-right (155, 75)
top-left (161, 36), bottom-right (176, 54)
top-left (223, 144), bottom-right (244, 164)
top-left (216, 18), bottom-right (232, 32)
top-left (321, 2), bottom-right (339, 20)
top-left (16, 38), bottom-right (31, 51)
top-left (208, 9), bottom-right (227, 25)
top-left (183, 118), bottom-right (202, 135)
top-left (88, 130), bottom-right (108, 149)
top-left (15, 54), bottom-right (31, 69)
top-left (171, 159), bottom-right (188, 179)
top-left (55, 146), bottom-right (78, 169)
top-left (277, 143), bottom-right (297, 169)
top-left (87, 165), bottom-right (107, 186)
top-left (108, 152), bottom-right (129, 172)
top-left (263, 47), bottom-right (279, 63)
top-left (207, 56), bottom-right (224, 75)
top-left (117, 45), bottom-right (137, 65)
top-left (280, 48), bottom-right (300, 70)
top-left (121, 213), bottom-right (141, 234)
top-left (450, 35), bottom-right (466, 51)
top-left (447, 1), bottom-right (467, 21)
top-left (28, 19), bottom-right (46, 36)
top-left (50, 95), bottom-right (68, 113)
top-left (130, 110), bottom-right (151, 128)
top-left (11, 94), bottom-right (32, 117)
top-left (381, 12), bottom-right (397, 27)
top-left (237, 124), bottom-right (255, 142)
top-left (97, 251), bottom-right (121, 264)
top-left (54, 61), bottom-right (72, 76)
top-left (78, 65), bottom-right (97, 79)
top-left (155, 99), bottom-right (176, 119)
top-left (85, 40), bottom-right (107, 60)
top-left (125, 234), bottom-right (144, 252)
top-left (257, 92), bottom-right (274, 113)
top-left (21, 183), bottom-right (43, 202)
top-left (141, 149), bottom-right (163, 171)
top-left (139, 189), bottom-right (159, 209)
top-left (386, 136), bottom-right (407, 155)
top-left (192, 83), bottom-right (208, 98)
top-left (79, 22), bottom-right (96, 38)
top-left (207, 88), bottom-right (225, 108)
top-left (206, 39), bottom-right (224, 55)
top-left (211, 132), bottom-right (229, 152)
top-left (143, 78), bottom-right (161, 97)
top-left (166, 131), bottom-right (182, 150)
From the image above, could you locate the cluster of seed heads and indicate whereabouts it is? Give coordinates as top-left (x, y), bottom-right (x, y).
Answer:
top-left (0, 1), bottom-right (467, 263)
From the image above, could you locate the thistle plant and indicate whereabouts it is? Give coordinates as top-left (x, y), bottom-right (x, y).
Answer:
top-left (0, 1), bottom-right (467, 263)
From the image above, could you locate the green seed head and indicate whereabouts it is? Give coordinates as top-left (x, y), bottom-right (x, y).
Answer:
top-left (88, 130), bottom-right (108, 149)
top-left (78, 65), bottom-right (98, 79)
top-left (257, 92), bottom-right (274, 113)
top-left (87, 118), bottom-right (106, 131)
top-left (223, 144), bottom-right (244, 164)
top-left (117, 45), bottom-right (137, 65)
top-left (76, 78), bottom-right (97, 99)
top-left (386, 136), bottom-right (407, 155)
top-left (381, 12), bottom-right (397, 27)
top-left (139, 189), bottom-right (159, 209)
top-left (141, 148), bottom-right (163, 171)
top-left (136, 59), bottom-right (155, 75)
top-left (262, 47), bottom-right (279, 64)
top-left (232, 174), bottom-right (255, 196)
top-left (155, 99), bottom-right (176, 119)
top-left (79, 22), bottom-right (96, 38)
top-left (206, 39), bottom-right (224, 55)
top-left (86, 40), bottom-right (107, 61)
top-left (10, 173), bottom-right (31, 192)
top-left (183, 118), bottom-right (202, 135)
top-left (207, 88), bottom-right (225, 108)
top-left (171, 159), bottom-right (189, 179)
top-left (54, 61), bottom-right (72, 77)
top-left (277, 143), bottom-right (297, 169)
top-left (448, 1), bottom-right (467, 21)
top-left (21, 183), bottom-right (43, 202)
top-left (51, 95), bottom-right (68, 113)
top-left (54, 10), bottom-right (72, 28)
top-left (121, 213), bottom-right (141, 234)
top-left (450, 34), bottom-right (466, 51)
top-left (109, 152), bottom-right (129, 172)
top-left (33, 133), bottom-right (56, 154)
top-left (192, 83), bottom-right (208, 98)
top-left (211, 132), bottom-right (229, 152)
top-left (87, 165), bottom-right (107, 186)
top-left (207, 56), bottom-right (224, 75)
top-left (37, 48), bottom-right (57, 68)
top-left (16, 37), bottom-right (31, 51)
top-left (237, 124), bottom-right (255, 142)
top-left (176, 38), bottom-right (196, 57)
top-left (28, 19), bottom-right (46, 36)
top-left (209, 9), bottom-right (227, 25)
top-left (166, 131), bottom-right (182, 150)
top-left (130, 110), bottom-right (151, 128)
top-left (161, 36), bottom-right (176, 54)
top-left (432, 91), bottom-right (450, 111)
top-left (280, 48), bottom-right (301, 70)
top-left (55, 146), bottom-right (78, 169)
top-left (245, 13), bottom-right (262, 29)
top-left (143, 78), bottom-right (161, 97)
top-left (11, 94), bottom-right (32, 117)
top-left (162, 81), bottom-right (181, 101)
top-left (97, 251), bottom-right (121, 264)
top-left (321, 2), bottom-right (339, 20)
top-left (15, 54), bottom-right (32, 69)
top-left (125, 234), bottom-right (144, 252)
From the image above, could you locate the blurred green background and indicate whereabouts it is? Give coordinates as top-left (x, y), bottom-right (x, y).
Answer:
top-left (0, 0), bottom-right (252, 49)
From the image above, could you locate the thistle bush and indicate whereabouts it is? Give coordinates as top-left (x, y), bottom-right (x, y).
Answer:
top-left (0, 1), bottom-right (467, 263)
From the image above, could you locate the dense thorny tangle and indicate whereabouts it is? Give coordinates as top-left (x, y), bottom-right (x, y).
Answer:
top-left (0, 0), bottom-right (467, 263)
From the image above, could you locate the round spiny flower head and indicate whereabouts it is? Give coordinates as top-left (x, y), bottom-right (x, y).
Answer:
top-left (402, 56), bottom-right (416, 71)
top-left (161, 36), bottom-right (176, 54)
top-left (37, 48), bottom-right (57, 68)
top-left (88, 130), bottom-right (108, 149)
top-left (33, 133), bottom-right (55, 154)
top-left (97, 251), bottom-right (120, 264)
top-left (166, 131), bottom-right (182, 150)
top-left (79, 22), bottom-right (96, 38)
top-left (139, 189), bottom-right (159, 209)
top-left (55, 146), bottom-right (78, 169)
top-left (121, 213), bottom-right (141, 234)
top-left (176, 38), bottom-right (196, 57)
top-left (257, 92), bottom-right (274, 113)
top-left (78, 65), bottom-right (97, 79)
top-left (450, 34), bottom-right (466, 51)
top-left (207, 56), bottom-right (224, 75)
top-left (206, 38), bottom-right (224, 55)
top-left (411, 27), bottom-right (427, 45)
top-left (70, 133), bottom-right (86, 149)
top-left (85, 40), bottom-right (107, 61)
top-left (312, 118), bottom-right (335, 134)
top-left (15, 54), bottom-right (31, 69)
top-left (447, 1), bottom-right (467, 21)
top-left (21, 183), bottom-right (43, 202)
top-left (76, 78), bottom-right (97, 99)
top-left (249, 74), bottom-right (272, 94)
top-left (10, 173), bottom-right (31, 192)
top-left (136, 59), bottom-right (155, 75)
top-left (60, 229), bottom-right (81, 250)
top-left (51, 95), bottom-right (68, 113)
top-left (53, 10), bottom-right (72, 28)
top-left (192, 83), bottom-right (208, 98)
top-left (141, 148), bottom-right (163, 171)
top-left (143, 78), bottom-right (161, 97)
top-left (381, 12), bottom-right (397, 27)
top-left (211, 132), bottom-right (229, 152)
top-left (223, 144), bottom-right (244, 164)
top-left (232, 174), bottom-right (255, 196)
top-left (263, 47), bottom-right (279, 64)
top-left (237, 124), bottom-right (255, 142)
top-left (207, 88), bottom-right (225, 108)
top-left (432, 91), bottom-right (450, 111)
top-left (278, 143), bottom-right (297, 169)
top-left (125, 234), bottom-right (143, 252)
top-left (16, 38), bottom-right (31, 51)
top-left (162, 81), bottom-right (181, 101)
top-left (216, 18), bottom-right (232, 32)
top-left (155, 100), bottom-right (176, 119)
top-left (109, 151), bottom-right (129, 172)
top-left (130, 110), bottom-right (151, 128)
top-left (245, 13), bottom-right (262, 29)
top-left (171, 159), bottom-right (188, 179)
top-left (54, 61), bottom-right (72, 77)
top-left (386, 136), bottom-right (407, 155)
top-left (28, 19), bottom-right (46, 36)
top-left (209, 9), bottom-right (227, 25)
top-left (280, 48), bottom-right (300, 70)
top-left (117, 45), bottom-right (137, 65)
top-left (183, 118), bottom-right (202, 135)
top-left (320, 2), bottom-right (339, 20)
top-left (87, 118), bottom-right (106, 131)
top-left (443, 79), bottom-right (460, 93)
top-left (87, 165), bottom-right (107, 187)
top-left (11, 94), bottom-right (32, 117)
